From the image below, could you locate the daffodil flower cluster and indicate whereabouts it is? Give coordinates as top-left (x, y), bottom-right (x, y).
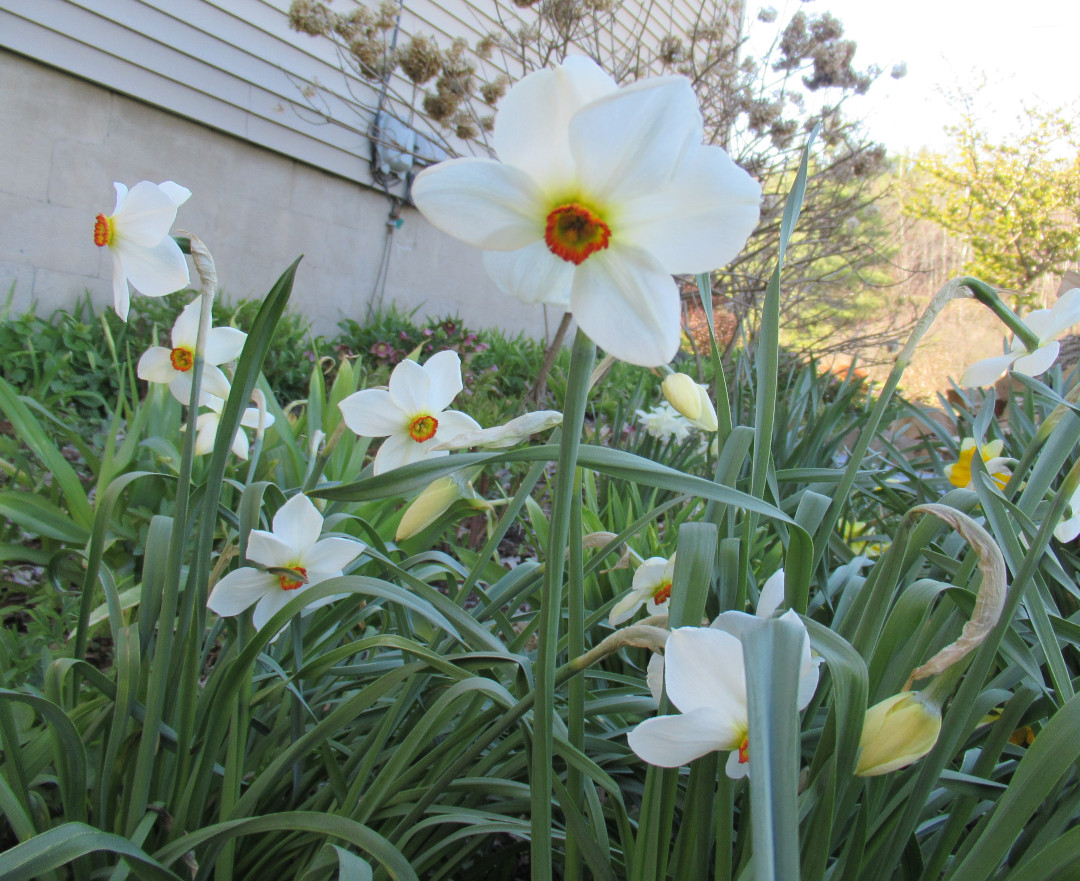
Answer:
top-left (944, 439), bottom-right (1011, 490)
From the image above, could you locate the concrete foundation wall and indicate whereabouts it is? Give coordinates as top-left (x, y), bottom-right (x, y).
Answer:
top-left (0, 50), bottom-right (558, 341)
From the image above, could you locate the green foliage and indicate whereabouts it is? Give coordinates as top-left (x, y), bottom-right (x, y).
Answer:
top-left (905, 101), bottom-right (1080, 308)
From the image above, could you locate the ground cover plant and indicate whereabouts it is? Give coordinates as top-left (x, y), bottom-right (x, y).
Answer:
top-left (6, 56), bottom-right (1080, 881)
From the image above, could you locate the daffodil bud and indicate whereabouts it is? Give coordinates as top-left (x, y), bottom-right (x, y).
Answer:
top-left (396, 476), bottom-right (462, 541)
top-left (661, 373), bottom-right (718, 432)
top-left (395, 472), bottom-right (491, 540)
top-left (855, 691), bottom-right (942, 777)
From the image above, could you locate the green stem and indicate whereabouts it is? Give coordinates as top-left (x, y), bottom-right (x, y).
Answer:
top-left (960, 276), bottom-right (1042, 352)
top-left (565, 470), bottom-right (585, 881)
top-left (128, 276), bottom-right (214, 833)
top-left (531, 329), bottom-right (595, 881)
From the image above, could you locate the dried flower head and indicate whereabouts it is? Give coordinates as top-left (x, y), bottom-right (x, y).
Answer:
top-left (475, 34), bottom-right (500, 59)
top-left (288, 0), bottom-right (333, 36)
top-left (333, 6), bottom-right (376, 40)
top-left (479, 75), bottom-right (510, 106)
top-left (423, 91), bottom-right (460, 123)
top-left (453, 112), bottom-right (479, 140)
top-left (399, 34), bottom-right (443, 84)
top-left (658, 35), bottom-right (686, 65)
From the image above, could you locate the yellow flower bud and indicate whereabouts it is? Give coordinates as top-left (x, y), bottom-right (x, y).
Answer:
top-left (396, 476), bottom-right (461, 541)
top-left (855, 691), bottom-right (942, 777)
top-left (661, 373), bottom-right (718, 432)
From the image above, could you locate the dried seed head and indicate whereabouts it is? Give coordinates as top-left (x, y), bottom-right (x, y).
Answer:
top-left (479, 75), bottom-right (510, 106)
top-left (399, 34), bottom-right (443, 84)
top-left (452, 112), bottom-right (479, 140)
top-left (288, 0), bottom-right (333, 36)
top-left (658, 35), bottom-right (685, 65)
top-left (423, 91), bottom-right (460, 123)
top-left (333, 6), bottom-right (376, 40)
top-left (376, 0), bottom-right (399, 30)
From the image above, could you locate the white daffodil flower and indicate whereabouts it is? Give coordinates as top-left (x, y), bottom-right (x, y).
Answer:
top-left (338, 350), bottom-right (481, 475)
top-left (609, 554), bottom-right (676, 626)
top-left (194, 394), bottom-right (275, 460)
top-left (207, 494), bottom-right (365, 637)
top-left (629, 569), bottom-right (819, 778)
top-left (661, 373), bottom-right (719, 432)
top-left (962, 288), bottom-right (1080, 386)
top-left (94, 180), bottom-right (191, 321)
top-left (636, 403), bottom-right (692, 442)
top-left (411, 57), bottom-right (761, 368)
top-left (137, 299), bottom-right (246, 404)
top-left (430, 410), bottom-right (563, 451)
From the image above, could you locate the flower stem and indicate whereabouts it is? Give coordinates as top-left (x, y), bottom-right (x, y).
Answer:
top-left (531, 329), bottom-right (595, 881)
top-left (960, 276), bottom-right (1042, 352)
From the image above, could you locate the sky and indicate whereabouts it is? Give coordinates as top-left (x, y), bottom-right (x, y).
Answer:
top-left (748, 0), bottom-right (1080, 155)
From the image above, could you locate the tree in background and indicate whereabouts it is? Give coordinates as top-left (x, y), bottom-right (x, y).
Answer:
top-left (905, 98), bottom-right (1080, 311)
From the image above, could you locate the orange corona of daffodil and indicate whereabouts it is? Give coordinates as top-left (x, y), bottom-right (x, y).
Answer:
top-left (944, 439), bottom-right (1011, 490)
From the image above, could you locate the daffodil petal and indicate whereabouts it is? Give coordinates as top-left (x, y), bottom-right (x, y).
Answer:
top-left (493, 56), bottom-right (616, 188)
top-left (373, 432), bottom-right (449, 475)
top-left (1012, 341), bottom-right (1059, 377)
top-left (571, 245), bottom-right (680, 367)
top-left (961, 353), bottom-right (1017, 387)
top-left (111, 251), bottom-right (130, 321)
top-left (646, 653), bottom-right (665, 704)
top-left (194, 412), bottom-right (218, 456)
top-left (411, 158), bottom-right (544, 250)
top-left (757, 569), bottom-right (786, 619)
top-left (725, 750), bottom-right (750, 780)
top-left (112, 182), bottom-right (128, 214)
top-left (172, 300), bottom-right (202, 346)
top-left (433, 409), bottom-right (482, 445)
top-left (609, 592), bottom-right (645, 626)
top-left (423, 350), bottom-right (465, 411)
top-left (116, 236), bottom-right (189, 297)
top-left (205, 327), bottom-right (247, 365)
top-left (137, 347), bottom-right (176, 384)
top-left (388, 357), bottom-right (433, 414)
top-left (272, 495), bottom-right (324, 556)
top-left (568, 76), bottom-right (702, 204)
top-left (483, 242), bottom-right (574, 307)
top-left (303, 537), bottom-right (366, 575)
top-left (116, 180), bottom-right (183, 246)
top-left (252, 588), bottom-right (294, 633)
top-left (619, 144), bottom-right (761, 273)
top-left (208, 567), bottom-right (273, 616)
top-left (244, 530), bottom-right (295, 569)
top-left (339, 389), bottom-right (402, 438)
top-left (1055, 513), bottom-right (1080, 543)
top-left (230, 428), bottom-right (250, 460)
top-left (157, 181), bottom-right (192, 207)
top-left (664, 626), bottom-right (746, 717)
top-left (631, 557), bottom-right (669, 592)
top-left (1042, 288), bottom-right (1080, 339)
top-left (628, 706), bottom-right (735, 767)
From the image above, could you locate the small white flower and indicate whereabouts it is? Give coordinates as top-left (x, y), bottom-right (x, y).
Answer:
top-left (137, 299), bottom-right (246, 404)
top-left (411, 57), bottom-right (761, 367)
top-left (962, 288), bottom-right (1080, 386)
top-left (636, 403), bottom-right (692, 442)
top-left (93, 181), bottom-right (191, 321)
top-left (338, 351), bottom-right (481, 475)
top-left (629, 570), bottom-right (819, 778)
top-left (194, 394), bottom-right (275, 460)
top-left (207, 494), bottom-right (365, 636)
top-left (609, 554), bottom-right (676, 626)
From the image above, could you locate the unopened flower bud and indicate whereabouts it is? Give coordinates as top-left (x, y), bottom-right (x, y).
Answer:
top-left (395, 472), bottom-right (491, 540)
top-left (661, 373), bottom-right (718, 432)
top-left (855, 691), bottom-right (942, 777)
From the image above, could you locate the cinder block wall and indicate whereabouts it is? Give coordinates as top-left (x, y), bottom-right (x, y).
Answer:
top-left (0, 50), bottom-right (558, 340)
